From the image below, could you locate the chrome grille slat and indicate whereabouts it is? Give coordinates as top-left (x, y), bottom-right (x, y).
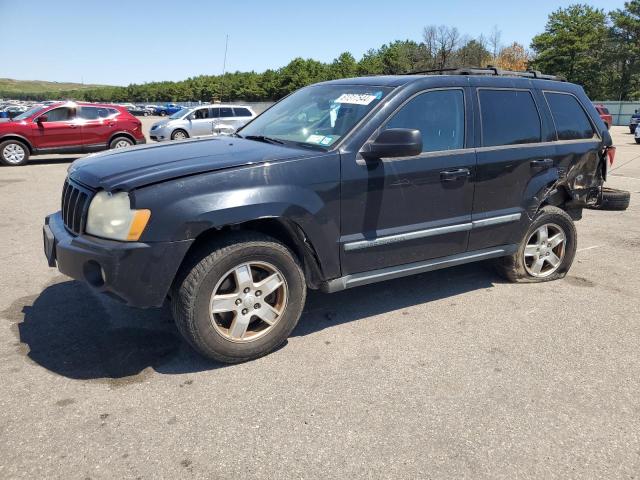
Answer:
top-left (60, 179), bottom-right (93, 236)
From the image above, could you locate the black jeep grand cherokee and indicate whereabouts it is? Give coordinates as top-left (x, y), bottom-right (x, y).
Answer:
top-left (44, 68), bottom-right (621, 363)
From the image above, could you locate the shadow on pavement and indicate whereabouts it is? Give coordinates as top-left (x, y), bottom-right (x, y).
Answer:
top-left (11, 262), bottom-right (498, 381)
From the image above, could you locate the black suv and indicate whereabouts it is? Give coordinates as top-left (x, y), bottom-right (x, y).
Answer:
top-left (44, 68), bottom-right (621, 363)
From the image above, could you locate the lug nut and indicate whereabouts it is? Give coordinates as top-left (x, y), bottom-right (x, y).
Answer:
top-left (255, 290), bottom-right (262, 297)
top-left (254, 303), bottom-right (260, 309)
top-left (243, 287), bottom-right (250, 294)
top-left (235, 299), bottom-right (242, 305)
top-left (242, 308), bottom-right (248, 315)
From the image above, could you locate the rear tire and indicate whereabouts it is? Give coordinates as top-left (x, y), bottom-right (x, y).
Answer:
top-left (496, 206), bottom-right (577, 283)
top-left (159, 111), bottom-right (167, 117)
top-left (109, 136), bottom-right (134, 149)
top-left (0, 139), bottom-right (30, 166)
top-left (172, 232), bottom-right (306, 363)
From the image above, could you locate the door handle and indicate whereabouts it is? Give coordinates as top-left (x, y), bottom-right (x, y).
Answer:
top-left (440, 168), bottom-right (470, 182)
top-left (69, 124), bottom-right (78, 129)
top-left (530, 158), bottom-right (553, 169)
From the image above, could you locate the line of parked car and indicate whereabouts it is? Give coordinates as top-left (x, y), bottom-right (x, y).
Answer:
top-left (1, 95), bottom-right (638, 167)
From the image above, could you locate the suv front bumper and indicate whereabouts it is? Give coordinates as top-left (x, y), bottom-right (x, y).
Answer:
top-left (43, 212), bottom-right (193, 308)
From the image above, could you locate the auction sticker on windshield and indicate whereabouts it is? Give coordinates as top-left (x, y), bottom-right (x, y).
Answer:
top-left (335, 93), bottom-right (378, 105)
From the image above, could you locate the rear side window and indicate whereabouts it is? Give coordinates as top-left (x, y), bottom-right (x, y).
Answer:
top-left (545, 92), bottom-right (595, 141)
top-left (479, 89), bottom-right (541, 147)
top-left (79, 107), bottom-right (111, 120)
top-left (233, 107), bottom-right (253, 117)
top-left (384, 89), bottom-right (465, 153)
top-left (219, 107), bottom-right (234, 117)
top-left (210, 108), bottom-right (220, 118)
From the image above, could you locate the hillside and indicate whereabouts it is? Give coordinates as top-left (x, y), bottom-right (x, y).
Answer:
top-left (0, 78), bottom-right (112, 95)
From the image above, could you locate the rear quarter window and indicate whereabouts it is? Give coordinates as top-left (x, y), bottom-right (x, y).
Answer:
top-left (479, 89), bottom-right (541, 147)
top-left (233, 107), bottom-right (253, 117)
top-left (545, 92), bottom-right (595, 141)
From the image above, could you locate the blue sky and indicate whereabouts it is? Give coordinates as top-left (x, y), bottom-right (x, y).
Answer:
top-left (0, 0), bottom-right (626, 86)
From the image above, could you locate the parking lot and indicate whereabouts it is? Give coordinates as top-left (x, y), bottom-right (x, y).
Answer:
top-left (0, 124), bottom-right (638, 478)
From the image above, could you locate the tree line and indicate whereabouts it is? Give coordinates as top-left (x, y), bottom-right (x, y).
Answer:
top-left (4, 1), bottom-right (639, 103)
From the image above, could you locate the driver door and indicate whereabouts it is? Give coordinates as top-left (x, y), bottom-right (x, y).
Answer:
top-left (31, 106), bottom-right (83, 150)
top-left (340, 88), bottom-right (476, 275)
top-left (188, 107), bottom-right (213, 137)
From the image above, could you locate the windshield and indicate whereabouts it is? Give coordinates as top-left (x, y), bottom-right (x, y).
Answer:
top-left (169, 108), bottom-right (186, 119)
top-left (14, 105), bottom-right (46, 121)
top-left (239, 85), bottom-right (392, 148)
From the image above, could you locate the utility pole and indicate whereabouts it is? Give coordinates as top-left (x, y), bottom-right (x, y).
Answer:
top-left (221, 34), bottom-right (229, 102)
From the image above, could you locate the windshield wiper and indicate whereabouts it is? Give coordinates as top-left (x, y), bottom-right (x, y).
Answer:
top-left (243, 135), bottom-right (285, 145)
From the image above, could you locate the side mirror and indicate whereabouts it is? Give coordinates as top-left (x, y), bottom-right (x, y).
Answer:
top-left (37, 115), bottom-right (48, 123)
top-left (361, 128), bottom-right (422, 160)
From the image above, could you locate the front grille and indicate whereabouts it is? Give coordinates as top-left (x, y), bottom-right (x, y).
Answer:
top-left (61, 180), bottom-right (92, 235)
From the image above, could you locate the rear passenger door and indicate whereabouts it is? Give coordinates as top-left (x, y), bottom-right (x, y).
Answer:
top-left (468, 87), bottom-right (556, 251)
top-left (213, 107), bottom-right (236, 135)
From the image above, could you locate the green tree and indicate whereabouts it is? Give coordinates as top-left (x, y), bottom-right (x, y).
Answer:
top-left (609, 0), bottom-right (640, 100)
top-left (530, 4), bottom-right (609, 98)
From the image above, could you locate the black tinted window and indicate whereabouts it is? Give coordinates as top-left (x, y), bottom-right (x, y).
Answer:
top-left (44, 107), bottom-right (75, 122)
top-left (210, 108), bottom-right (220, 118)
top-left (79, 107), bottom-right (99, 120)
top-left (219, 107), bottom-right (233, 117)
top-left (479, 90), bottom-right (541, 146)
top-left (385, 89), bottom-right (465, 152)
top-left (545, 92), bottom-right (595, 140)
top-left (233, 107), bottom-right (252, 117)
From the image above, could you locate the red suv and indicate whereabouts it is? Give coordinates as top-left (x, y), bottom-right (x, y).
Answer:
top-left (0, 102), bottom-right (146, 166)
top-left (594, 104), bottom-right (612, 130)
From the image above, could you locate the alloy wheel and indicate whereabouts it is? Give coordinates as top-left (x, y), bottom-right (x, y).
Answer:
top-left (209, 261), bottom-right (288, 343)
top-left (523, 223), bottom-right (566, 277)
top-left (2, 144), bottom-right (26, 164)
top-left (114, 140), bottom-right (131, 149)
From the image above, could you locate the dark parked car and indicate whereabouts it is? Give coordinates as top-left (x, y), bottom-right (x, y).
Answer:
top-left (154, 103), bottom-right (183, 116)
top-left (0, 102), bottom-right (146, 166)
top-left (43, 68), bottom-right (626, 363)
top-left (127, 105), bottom-right (153, 116)
top-left (630, 111), bottom-right (640, 133)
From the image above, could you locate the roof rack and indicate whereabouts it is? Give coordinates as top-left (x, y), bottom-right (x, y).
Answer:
top-left (401, 66), bottom-right (566, 82)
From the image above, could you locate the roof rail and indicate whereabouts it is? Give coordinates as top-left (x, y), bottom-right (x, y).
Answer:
top-left (401, 66), bottom-right (567, 82)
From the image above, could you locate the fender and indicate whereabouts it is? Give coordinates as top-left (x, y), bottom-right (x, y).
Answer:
top-left (522, 167), bottom-right (561, 220)
top-left (133, 158), bottom-right (342, 280)
top-left (0, 133), bottom-right (34, 152)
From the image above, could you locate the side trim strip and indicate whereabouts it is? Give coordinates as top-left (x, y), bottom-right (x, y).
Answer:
top-left (344, 223), bottom-right (472, 251)
top-left (324, 244), bottom-right (518, 293)
top-left (343, 213), bottom-right (522, 252)
top-left (472, 213), bottom-right (521, 228)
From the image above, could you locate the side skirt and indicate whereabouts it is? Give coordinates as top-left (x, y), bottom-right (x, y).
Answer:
top-left (322, 244), bottom-right (518, 293)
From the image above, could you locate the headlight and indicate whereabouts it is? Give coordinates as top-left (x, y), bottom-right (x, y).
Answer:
top-left (85, 191), bottom-right (151, 241)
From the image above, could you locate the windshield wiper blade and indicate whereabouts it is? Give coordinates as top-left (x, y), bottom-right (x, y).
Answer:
top-left (243, 135), bottom-right (285, 145)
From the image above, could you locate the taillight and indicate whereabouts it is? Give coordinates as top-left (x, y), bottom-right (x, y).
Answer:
top-left (606, 146), bottom-right (616, 166)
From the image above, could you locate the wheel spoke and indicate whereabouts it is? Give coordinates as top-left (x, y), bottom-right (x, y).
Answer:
top-left (233, 265), bottom-right (253, 291)
top-left (524, 245), bottom-right (538, 257)
top-left (255, 303), bottom-right (279, 325)
top-left (532, 258), bottom-right (545, 275)
top-left (537, 225), bottom-right (548, 244)
top-left (549, 233), bottom-right (564, 248)
top-left (255, 273), bottom-right (283, 297)
top-left (228, 314), bottom-right (251, 339)
top-left (211, 293), bottom-right (238, 313)
top-left (547, 252), bottom-right (561, 268)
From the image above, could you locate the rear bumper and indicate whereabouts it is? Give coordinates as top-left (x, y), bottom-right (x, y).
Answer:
top-left (44, 211), bottom-right (193, 308)
top-left (136, 136), bottom-right (147, 145)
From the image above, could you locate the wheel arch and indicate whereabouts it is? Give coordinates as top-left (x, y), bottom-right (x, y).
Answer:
top-left (108, 131), bottom-right (136, 146)
top-left (0, 134), bottom-right (34, 153)
top-left (179, 217), bottom-right (325, 290)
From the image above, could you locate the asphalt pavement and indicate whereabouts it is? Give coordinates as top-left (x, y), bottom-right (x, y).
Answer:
top-left (0, 123), bottom-right (638, 479)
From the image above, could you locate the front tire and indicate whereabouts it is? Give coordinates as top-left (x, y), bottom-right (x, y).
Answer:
top-left (496, 206), bottom-right (577, 283)
top-left (0, 140), bottom-right (30, 166)
top-left (171, 129), bottom-right (188, 140)
top-left (172, 232), bottom-right (306, 363)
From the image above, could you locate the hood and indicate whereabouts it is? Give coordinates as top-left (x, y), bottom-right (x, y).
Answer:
top-left (69, 136), bottom-right (317, 191)
top-left (151, 119), bottom-right (171, 129)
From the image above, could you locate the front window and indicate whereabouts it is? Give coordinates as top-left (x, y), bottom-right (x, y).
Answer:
top-left (14, 105), bottom-right (46, 121)
top-left (239, 84), bottom-right (392, 148)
